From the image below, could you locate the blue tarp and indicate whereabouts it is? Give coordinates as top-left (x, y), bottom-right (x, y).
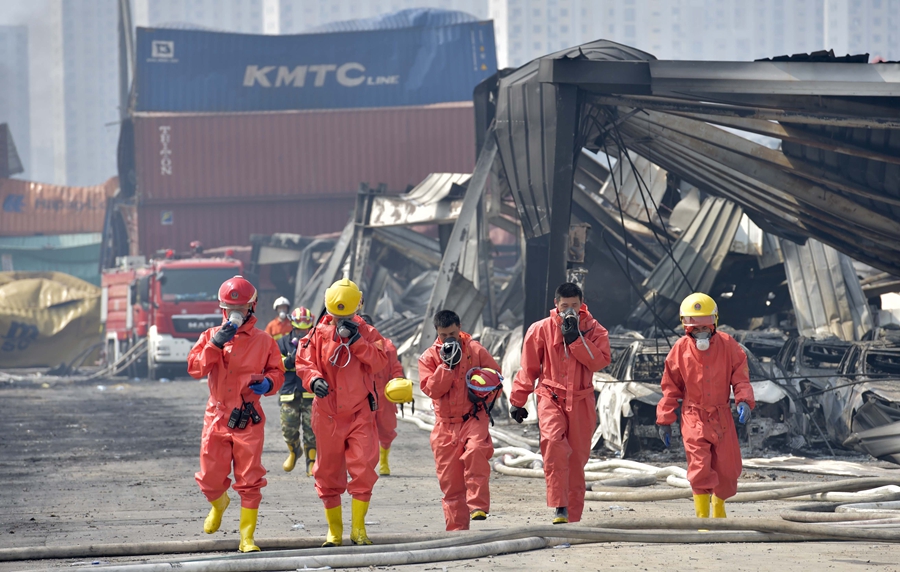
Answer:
top-left (134, 14), bottom-right (496, 112)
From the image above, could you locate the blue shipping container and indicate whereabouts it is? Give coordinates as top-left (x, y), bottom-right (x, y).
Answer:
top-left (134, 21), bottom-right (497, 112)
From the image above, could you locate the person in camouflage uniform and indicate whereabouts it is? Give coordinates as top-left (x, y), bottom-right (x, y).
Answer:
top-left (277, 307), bottom-right (317, 475)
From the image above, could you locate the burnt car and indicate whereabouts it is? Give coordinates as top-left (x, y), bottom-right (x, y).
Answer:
top-left (592, 337), bottom-right (800, 456)
top-left (731, 330), bottom-right (788, 377)
top-left (828, 341), bottom-right (900, 463)
top-left (771, 336), bottom-right (852, 446)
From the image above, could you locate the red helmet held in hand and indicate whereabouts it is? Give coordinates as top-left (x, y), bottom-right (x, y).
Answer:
top-left (218, 276), bottom-right (258, 310)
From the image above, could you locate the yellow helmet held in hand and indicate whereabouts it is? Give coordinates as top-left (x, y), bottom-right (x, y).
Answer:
top-left (324, 278), bottom-right (362, 317)
top-left (680, 292), bottom-right (718, 328)
top-left (385, 378), bottom-right (414, 404)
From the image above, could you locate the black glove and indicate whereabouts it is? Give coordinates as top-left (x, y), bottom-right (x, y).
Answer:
top-left (658, 425), bottom-right (672, 448)
top-left (440, 339), bottom-right (462, 369)
top-left (311, 377), bottom-right (329, 398)
top-left (338, 319), bottom-right (361, 345)
top-left (211, 322), bottom-right (238, 349)
top-left (510, 405), bottom-right (529, 424)
top-left (561, 314), bottom-right (580, 345)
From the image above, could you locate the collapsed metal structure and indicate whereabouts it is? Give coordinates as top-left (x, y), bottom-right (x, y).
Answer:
top-left (480, 41), bottom-right (900, 331)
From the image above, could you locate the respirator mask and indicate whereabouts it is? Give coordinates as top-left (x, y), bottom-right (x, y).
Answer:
top-left (691, 330), bottom-right (711, 351)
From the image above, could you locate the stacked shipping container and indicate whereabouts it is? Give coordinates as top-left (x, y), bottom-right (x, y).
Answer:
top-left (126, 13), bottom-right (496, 255)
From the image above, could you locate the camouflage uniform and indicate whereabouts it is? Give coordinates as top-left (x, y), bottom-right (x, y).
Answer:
top-left (277, 334), bottom-right (317, 473)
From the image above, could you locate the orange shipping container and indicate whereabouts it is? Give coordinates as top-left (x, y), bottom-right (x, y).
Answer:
top-left (0, 177), bottom-right (119, 236)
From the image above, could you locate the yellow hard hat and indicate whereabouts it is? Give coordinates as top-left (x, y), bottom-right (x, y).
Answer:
top-left (324, 278), bottom-right (362, 317)
top-left (680, 292), bottom-right (718, 327)
top-left (385, 378), bottom-right (414, 404)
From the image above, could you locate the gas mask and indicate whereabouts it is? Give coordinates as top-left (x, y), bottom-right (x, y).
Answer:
top-left (560, 307), bottom-right (578, 327)
top-left (227, 310), bottom-right (245, 328)
top-left (337, 320), bottom-right (353, 339)
top-left (278, 311), bottom-right (288, 320)
top-left (692, 330), bottom-right (711, 351)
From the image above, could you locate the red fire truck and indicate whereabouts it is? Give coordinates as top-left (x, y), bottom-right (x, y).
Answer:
top-left (101, 250), bottom-right (242, 379)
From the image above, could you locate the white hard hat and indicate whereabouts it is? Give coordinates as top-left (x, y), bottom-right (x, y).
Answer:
top-left (273, 296), bottom-right (291, 310)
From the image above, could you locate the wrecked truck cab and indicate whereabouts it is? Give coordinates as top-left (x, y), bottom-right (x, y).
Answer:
top-left (591, 338), bottom-right (798, 457)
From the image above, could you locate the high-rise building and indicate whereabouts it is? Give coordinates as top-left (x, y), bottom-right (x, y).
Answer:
top-left (0, 25), bottom-right (30, 178)
top-left (489, 0), bottom-right (830, 69)
top-left (60, 0), bottom-right (120, 187)
top-left (133, 0), bottom-right (266, 33)
top-left (825, 0), bottom-right (900, 61)
top-left (277, 0), bottom-right (488, 34)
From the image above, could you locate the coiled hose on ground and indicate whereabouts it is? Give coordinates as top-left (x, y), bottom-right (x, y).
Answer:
top-left (14, 519), bottom-right (900, 571)
top-left (11, 420), bottom-right (900, 568)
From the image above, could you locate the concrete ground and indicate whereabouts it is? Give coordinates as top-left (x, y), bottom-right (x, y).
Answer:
top-left (2, 376), bottom-right (899, 571)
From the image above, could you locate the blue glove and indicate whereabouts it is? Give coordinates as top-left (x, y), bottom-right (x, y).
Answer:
top-left (658, 425), bottom-right (671, 448)
top-left (249, 378), bottom-right (272, 395)
top-left (737, 402), bottom-right (751, 424)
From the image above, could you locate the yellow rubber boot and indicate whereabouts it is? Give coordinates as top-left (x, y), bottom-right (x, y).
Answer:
top-left (203, 492), bottom-right (230, 534)
top-left (323, 505), bottom-right (343, 547)
top-left (378, 446), bottom-right (391, 476)
top-left (238, 507), bottom-right (260, 552)
top-left (693, 494), bottom-right (711, 518)
top-left (283, 445), bottom-right (297, 472)
top-left (350, 499), bottom-right (373, 545)
top-left (693, 493), bottom-right (710, 531)
top-left (712, 495), bottom-right (727, 518)
top-left (307, 448), bottom-right (316, 477)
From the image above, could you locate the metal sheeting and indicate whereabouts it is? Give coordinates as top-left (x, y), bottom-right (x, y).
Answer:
top-left (597, 152), bottom-right (667, 223)
top-left (132, 105), bottom-right (476, 202)
top-left (134, 21), bottom-right (496, 112)
top-left (731, 214), bottom-right (764, 256)
top-left (628, 197), bottom-right (743, 328)
top-left (490, 39), bottom-right (900, 275)
top-left (403, 173), bottom-right (470, 204)
top-left (494, 40), bottom-right (656, 240)
top-left (0, 177), bottom-right (119, 237)
top-left (367, 173), bottom-right (469, 227)
top-left (781, 237), bottom-right (873, 341)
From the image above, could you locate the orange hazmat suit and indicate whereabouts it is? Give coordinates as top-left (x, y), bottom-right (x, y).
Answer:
top-left (188, 315), bottom-right (285, 509)
top-left (656, 331), bottom-right (755, 499)
top-left (419, 331), bottom-right (501, 531)
top-left (374, 338), bottom-right (405, 450)
top-left (296, 314), bottom-right (388, 509)
top-left (510, 305), bottom-right (610, 523)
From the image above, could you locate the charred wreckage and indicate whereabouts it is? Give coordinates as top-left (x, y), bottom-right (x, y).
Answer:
top-left (245, 41), bottom-right (900, 465)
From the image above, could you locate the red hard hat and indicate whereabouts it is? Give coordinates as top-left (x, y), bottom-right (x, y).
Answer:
top-left (466, 367), bottom-right (504, 400)
top-left (218, 275), bottom-right (258, 309)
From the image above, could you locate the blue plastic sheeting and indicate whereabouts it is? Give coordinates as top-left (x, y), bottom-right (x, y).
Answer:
top-left (0, 233), bottom-right (102, 286)
top-left (134, 20), bottom-right (497, 112)
top-left (308, 8), bottom-right (478, 33)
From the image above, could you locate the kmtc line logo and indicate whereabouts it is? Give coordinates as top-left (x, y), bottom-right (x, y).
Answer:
top-left (243, 64), bottom-right (399, 88)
